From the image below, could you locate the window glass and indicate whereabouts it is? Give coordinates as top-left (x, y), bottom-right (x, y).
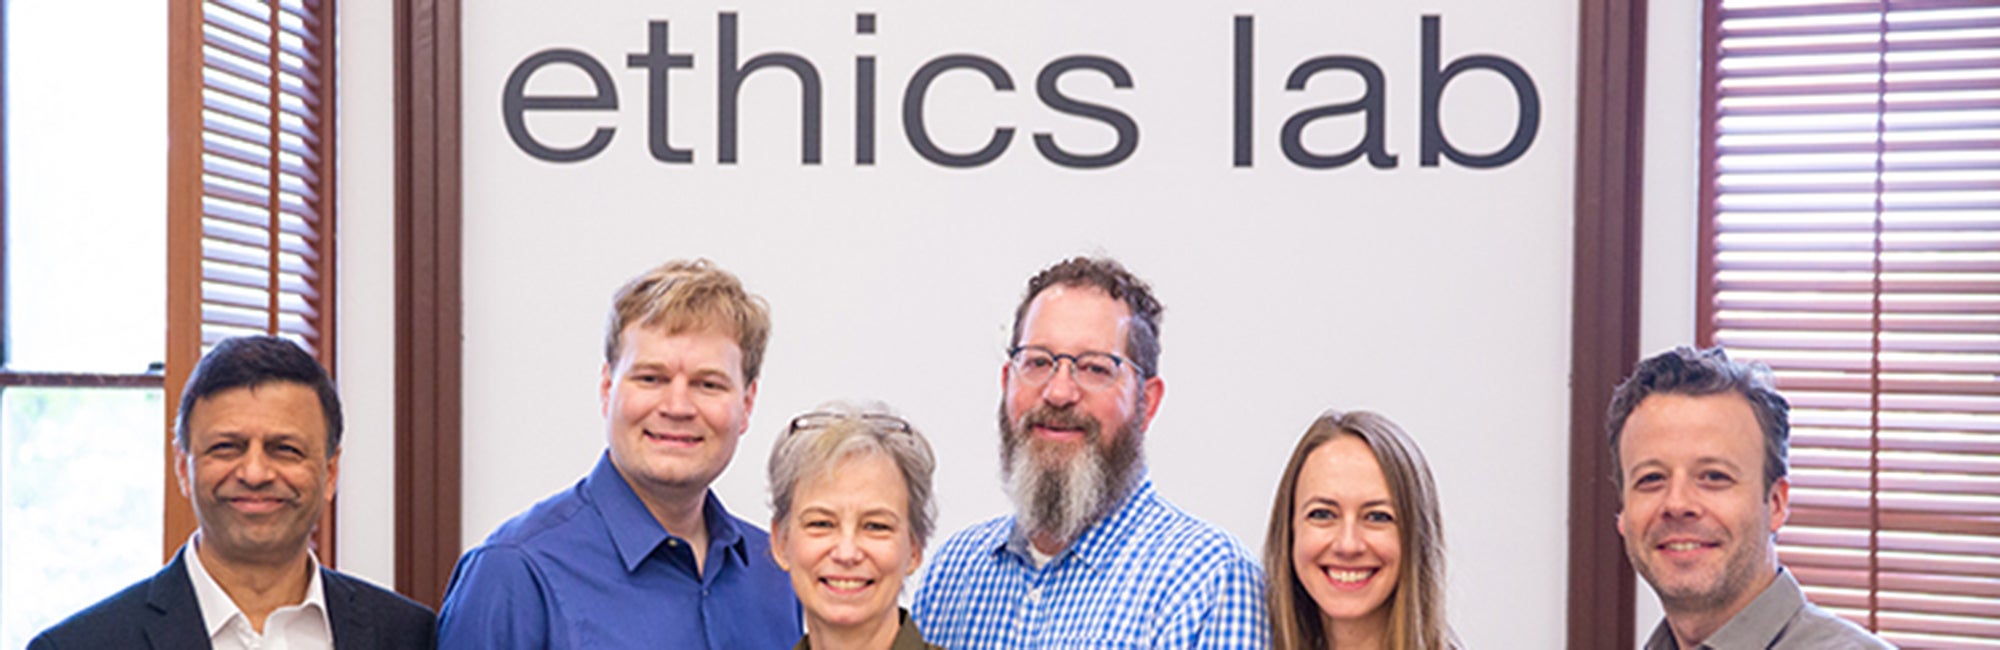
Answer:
top-left (0, 387), bottom-right (164, 649)
top-left (0, 1), bottom-right (169, 646)
top-left (3, 0), bottom-right (166, 373)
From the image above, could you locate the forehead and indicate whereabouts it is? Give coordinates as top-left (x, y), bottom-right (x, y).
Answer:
top-left (1619, 392), bottom-right (1765, 471)
top-left (795, 452), bottom-right (910, 511)
top-left (187, 382), bottom-right (327, 441)
top-left (1019, 285), bottom-right (1132, 351)
top-left (617, 323), bottom-right (743, 367)
top-left (1296, 435), bottom-right (1391, 500)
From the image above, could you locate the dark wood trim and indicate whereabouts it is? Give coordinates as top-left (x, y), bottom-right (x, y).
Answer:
top-left (1567, 0), bottom-right (1648, 647)
top-left (313, 0), bottom-right (342, 571)
top-left (0, 372), bottom-right (166, 388)
top-left (165, 0), bottom-right (206, 563)
top-left (1694, 0), bottom-right (1720, 347)
top-left (394, 0), bottom-right (463, 609)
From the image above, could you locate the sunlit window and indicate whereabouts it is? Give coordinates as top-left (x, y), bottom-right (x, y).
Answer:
top-left (0, 1), bottom-right (169, 647)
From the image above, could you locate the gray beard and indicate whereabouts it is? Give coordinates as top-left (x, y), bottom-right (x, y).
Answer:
top-left (998, 402), bottom-right (1145, 550)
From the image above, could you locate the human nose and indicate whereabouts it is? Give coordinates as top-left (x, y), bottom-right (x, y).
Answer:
top-left (657, 379), bottom-right (697, 417)
top-left (1040, 359), bottom-right (1083, 406)
top-left (1332, 518), bottom-right (1365, 556)
top-left (831, 530), bottom-right (864, 564)
top-left (1661, 475), bottom-right (1701, 519)
top-left (236, 445), bottom-right (276, 485)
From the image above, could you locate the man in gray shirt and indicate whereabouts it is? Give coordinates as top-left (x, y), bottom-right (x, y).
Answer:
top-left (1607, 347), bottom-right (1893, 650)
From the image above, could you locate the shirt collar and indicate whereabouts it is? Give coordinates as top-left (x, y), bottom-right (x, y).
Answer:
top-left (183, 534), bottom-right (329, 639)
top-left (998, 474), bottom-right (1157, 571)
top-left (1698, 566), bottom-right (1804, 648)
top-left (585, 452), bottom-right (749, 573)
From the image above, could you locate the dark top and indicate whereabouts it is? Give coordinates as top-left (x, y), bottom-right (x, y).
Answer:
top-left (29, 545), bottom-right (436, 649)
top-left (792, 608), bottom-right (944, 650)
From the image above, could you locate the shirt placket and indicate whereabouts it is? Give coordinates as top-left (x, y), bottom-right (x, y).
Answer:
top-left (1016, 559), bottom-right (1053, 647)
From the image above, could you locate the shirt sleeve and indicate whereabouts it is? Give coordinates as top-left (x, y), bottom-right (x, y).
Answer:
top-left (1187, 553), bottom-right (1270, 650)
top-left (437, 545), bottom-right (556, 650)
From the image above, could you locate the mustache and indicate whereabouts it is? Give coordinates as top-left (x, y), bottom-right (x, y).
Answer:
top-left (1016, 405), bottom-right (1101, 440)
top-left (1645, 521), bottom-right (1719, 545)
top-left (217, 487), bottom-right (301, 503)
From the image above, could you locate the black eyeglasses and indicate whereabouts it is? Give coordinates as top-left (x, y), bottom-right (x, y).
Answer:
top-left (786, 412), bottom-right (913, 437)
top-left (1007, 345), bottom-right (1137, 392)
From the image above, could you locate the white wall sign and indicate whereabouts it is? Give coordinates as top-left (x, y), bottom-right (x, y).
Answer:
top-left (462, 2), bottom-right (1576, 644)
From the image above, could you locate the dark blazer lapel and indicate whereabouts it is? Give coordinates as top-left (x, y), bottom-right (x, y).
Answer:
top-left (323, 568), bottom-right (374, 647)
top-left (143, 547), bottom-right (215, 649)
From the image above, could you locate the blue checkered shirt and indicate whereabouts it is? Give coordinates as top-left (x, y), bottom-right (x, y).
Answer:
top-left (911, 477), bottom-right (1268, 649)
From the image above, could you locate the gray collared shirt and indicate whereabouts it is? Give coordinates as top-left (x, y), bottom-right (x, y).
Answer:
top-left (1644, 567), bottom-right (1894, 649)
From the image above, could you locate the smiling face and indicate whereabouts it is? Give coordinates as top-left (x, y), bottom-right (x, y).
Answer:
top-left (1616, 392), bottom-right (1787, 617)
top-left (1290, 435), bottom-right (1401, 635)
top-left (773, 452), bottom-right (921, 639)
top-left (999, 284), bottom-right (1164, 547)
top-left (1002, 285), bottom-right (1161, 458)
top-left (602, 324), bottom-right (756, 502)
top-left (177, 382), bottom-right (339, 567)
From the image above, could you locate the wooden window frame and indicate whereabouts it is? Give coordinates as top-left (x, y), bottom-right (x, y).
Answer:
top-left (167, 0), bottom-right (341, 565)
top-left (1694, 0), bottom-right (2000, 646)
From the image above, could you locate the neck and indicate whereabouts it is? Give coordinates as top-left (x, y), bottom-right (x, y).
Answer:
top-left (1030, 530), bottom-right (1068, 556)
top-left (631, 480), bottom-right (711, 572)
top-left (1663, 565), bottom-right (1780, 649)
top-left (1324, 608), bottom-right (1390, 650)
top-left (193, 534), bottom-right (313, 633)
top-left (808, 609), bottom-right (903, 650)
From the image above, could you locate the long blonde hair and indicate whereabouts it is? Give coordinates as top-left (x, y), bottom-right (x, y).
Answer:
top-left (1263, 410), bottom-right (1454, 650)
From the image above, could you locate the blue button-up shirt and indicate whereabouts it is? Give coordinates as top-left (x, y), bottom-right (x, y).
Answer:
top-left (438, 453), bottom-right (800, 649)
top-left (911, 477), bottom-right (1268, 649)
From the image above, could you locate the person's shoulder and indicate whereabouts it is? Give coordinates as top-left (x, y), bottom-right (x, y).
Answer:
top-left (933, 514), bottom-right (1013, 557)
top-left (720, 507), bottom-right (773, 547)
top-left (327, 568), bottom-right (436, 620)
top-left (477, 479), bottom-right (593, 549)
top-left (29, 570), bottom-right (172, 648)
top-left (917, 514), bottom-right (1014, 589)
top-left (1133, 492), bottom-right (1257, 562)
top-left (1788, 601), bottom-right (1895, 649)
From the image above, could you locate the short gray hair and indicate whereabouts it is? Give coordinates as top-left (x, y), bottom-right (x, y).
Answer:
top-left (767, 401), bottom-right (938, 547)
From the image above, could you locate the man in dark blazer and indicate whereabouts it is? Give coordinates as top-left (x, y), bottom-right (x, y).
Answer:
top-left (30, 336), bottom-right (435, 649)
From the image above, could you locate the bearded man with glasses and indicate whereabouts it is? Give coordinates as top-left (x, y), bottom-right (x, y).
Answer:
top-left (911, 256), bottom-right (1267, 649)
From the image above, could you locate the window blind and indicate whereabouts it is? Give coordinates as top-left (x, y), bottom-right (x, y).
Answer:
top-left (168, 0), bottom-right (337, 561)
top-left (1699, 0), bottom-right (2000, 646)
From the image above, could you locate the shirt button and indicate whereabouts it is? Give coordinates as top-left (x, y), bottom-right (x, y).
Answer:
top-left (668, 540), bottom-right (679, 547)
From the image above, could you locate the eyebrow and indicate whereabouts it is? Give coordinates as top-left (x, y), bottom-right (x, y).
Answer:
top-left (626, 362), bottom-right (734, 379)
top-left (1630, 456), bottom-right (1743, 471)
top-left (797, 506), bottom-right (905, 520)
top-left (1301, 495), bottom-right (1394, 510)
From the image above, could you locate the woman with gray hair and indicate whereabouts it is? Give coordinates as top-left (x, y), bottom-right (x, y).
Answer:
top-left (769, 402), bottom-right (944, 650)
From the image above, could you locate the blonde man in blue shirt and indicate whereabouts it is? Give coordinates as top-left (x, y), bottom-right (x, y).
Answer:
top-left (438, 259), bottom-right (799, 649)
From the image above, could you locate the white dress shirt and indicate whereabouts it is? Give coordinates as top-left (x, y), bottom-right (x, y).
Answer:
top-left (185, 537), bottom-right (335, 650)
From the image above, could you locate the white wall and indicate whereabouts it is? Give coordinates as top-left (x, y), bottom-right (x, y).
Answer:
top-left (453, 1), bottom-right (1576, 645)
top-left (327, 1), bottom-right (1716, 643)
top-left (334, 0), bottom-right (399, 589)
top-left (1635, 0), bottom-right (1704, 645)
